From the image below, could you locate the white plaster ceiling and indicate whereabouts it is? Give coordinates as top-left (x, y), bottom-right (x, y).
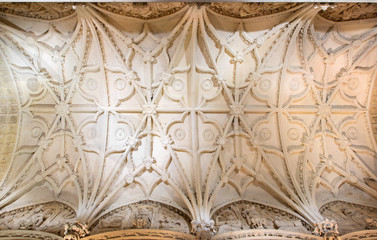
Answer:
top-left (0, 2), bottom-right (377, 236)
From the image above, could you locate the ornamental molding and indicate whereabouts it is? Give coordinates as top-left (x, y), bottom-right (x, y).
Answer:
top-left (212, 229), bottom-right (322, 240)
top-left (82, 229), bottom-right (196, 240)
top-left (0, 230), bottom-right (62, 240)
top-left (0, 229), bottom-right (376, 240)
top-left (341, 230), bottom-right (377, 240)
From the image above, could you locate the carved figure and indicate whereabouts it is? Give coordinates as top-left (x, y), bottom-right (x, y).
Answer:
top-left (365, 218), bottom-right (377, 229)
top-left (0, 202), bottom-right (75, 234)
top-left (132, 213), bottom-right (151, 229)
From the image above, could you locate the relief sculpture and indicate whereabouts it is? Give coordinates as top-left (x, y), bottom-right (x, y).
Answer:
top-left (212, 201), bottom-right (310, 234)
top-left (91, 201), bottom-right (191, 234)
top-left (0, 202), bottom-right (75, 235)
top-left (320, 201), bottom-right (377, 234)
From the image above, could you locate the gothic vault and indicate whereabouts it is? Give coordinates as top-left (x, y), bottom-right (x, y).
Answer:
top-left (0, 2), bottom-right (377, 240)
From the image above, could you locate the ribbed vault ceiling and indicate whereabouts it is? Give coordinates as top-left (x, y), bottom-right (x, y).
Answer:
top-left (0, 2), bottom-right (377, 238)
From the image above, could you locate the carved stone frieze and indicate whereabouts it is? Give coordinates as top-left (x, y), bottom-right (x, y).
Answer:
top-left (208, 3), bottom-right (302, 19)
top-left (320, 201), bottom-right (377, 235)
top-left (91, 201), bottom-right (191, 234)
top-left (318, 3), bottom-right (377, 21)
top-left (92, 3), bottom-right (187, 19)
top-left (212, 201), bottom-right (310, 234)
top-left (1, 3), bottom-right (377, 22)
top-left (0, 202), bottom-right (76, 235)
top-left (0, 3), bottom-right (74, 20)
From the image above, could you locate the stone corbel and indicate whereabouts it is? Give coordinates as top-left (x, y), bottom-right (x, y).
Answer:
top-left (313, 219), bottom-right (340, 240)
top-left (63, 221), bottom-right (90, 240)
top-left (191, 220), bottom-right (217, 240)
